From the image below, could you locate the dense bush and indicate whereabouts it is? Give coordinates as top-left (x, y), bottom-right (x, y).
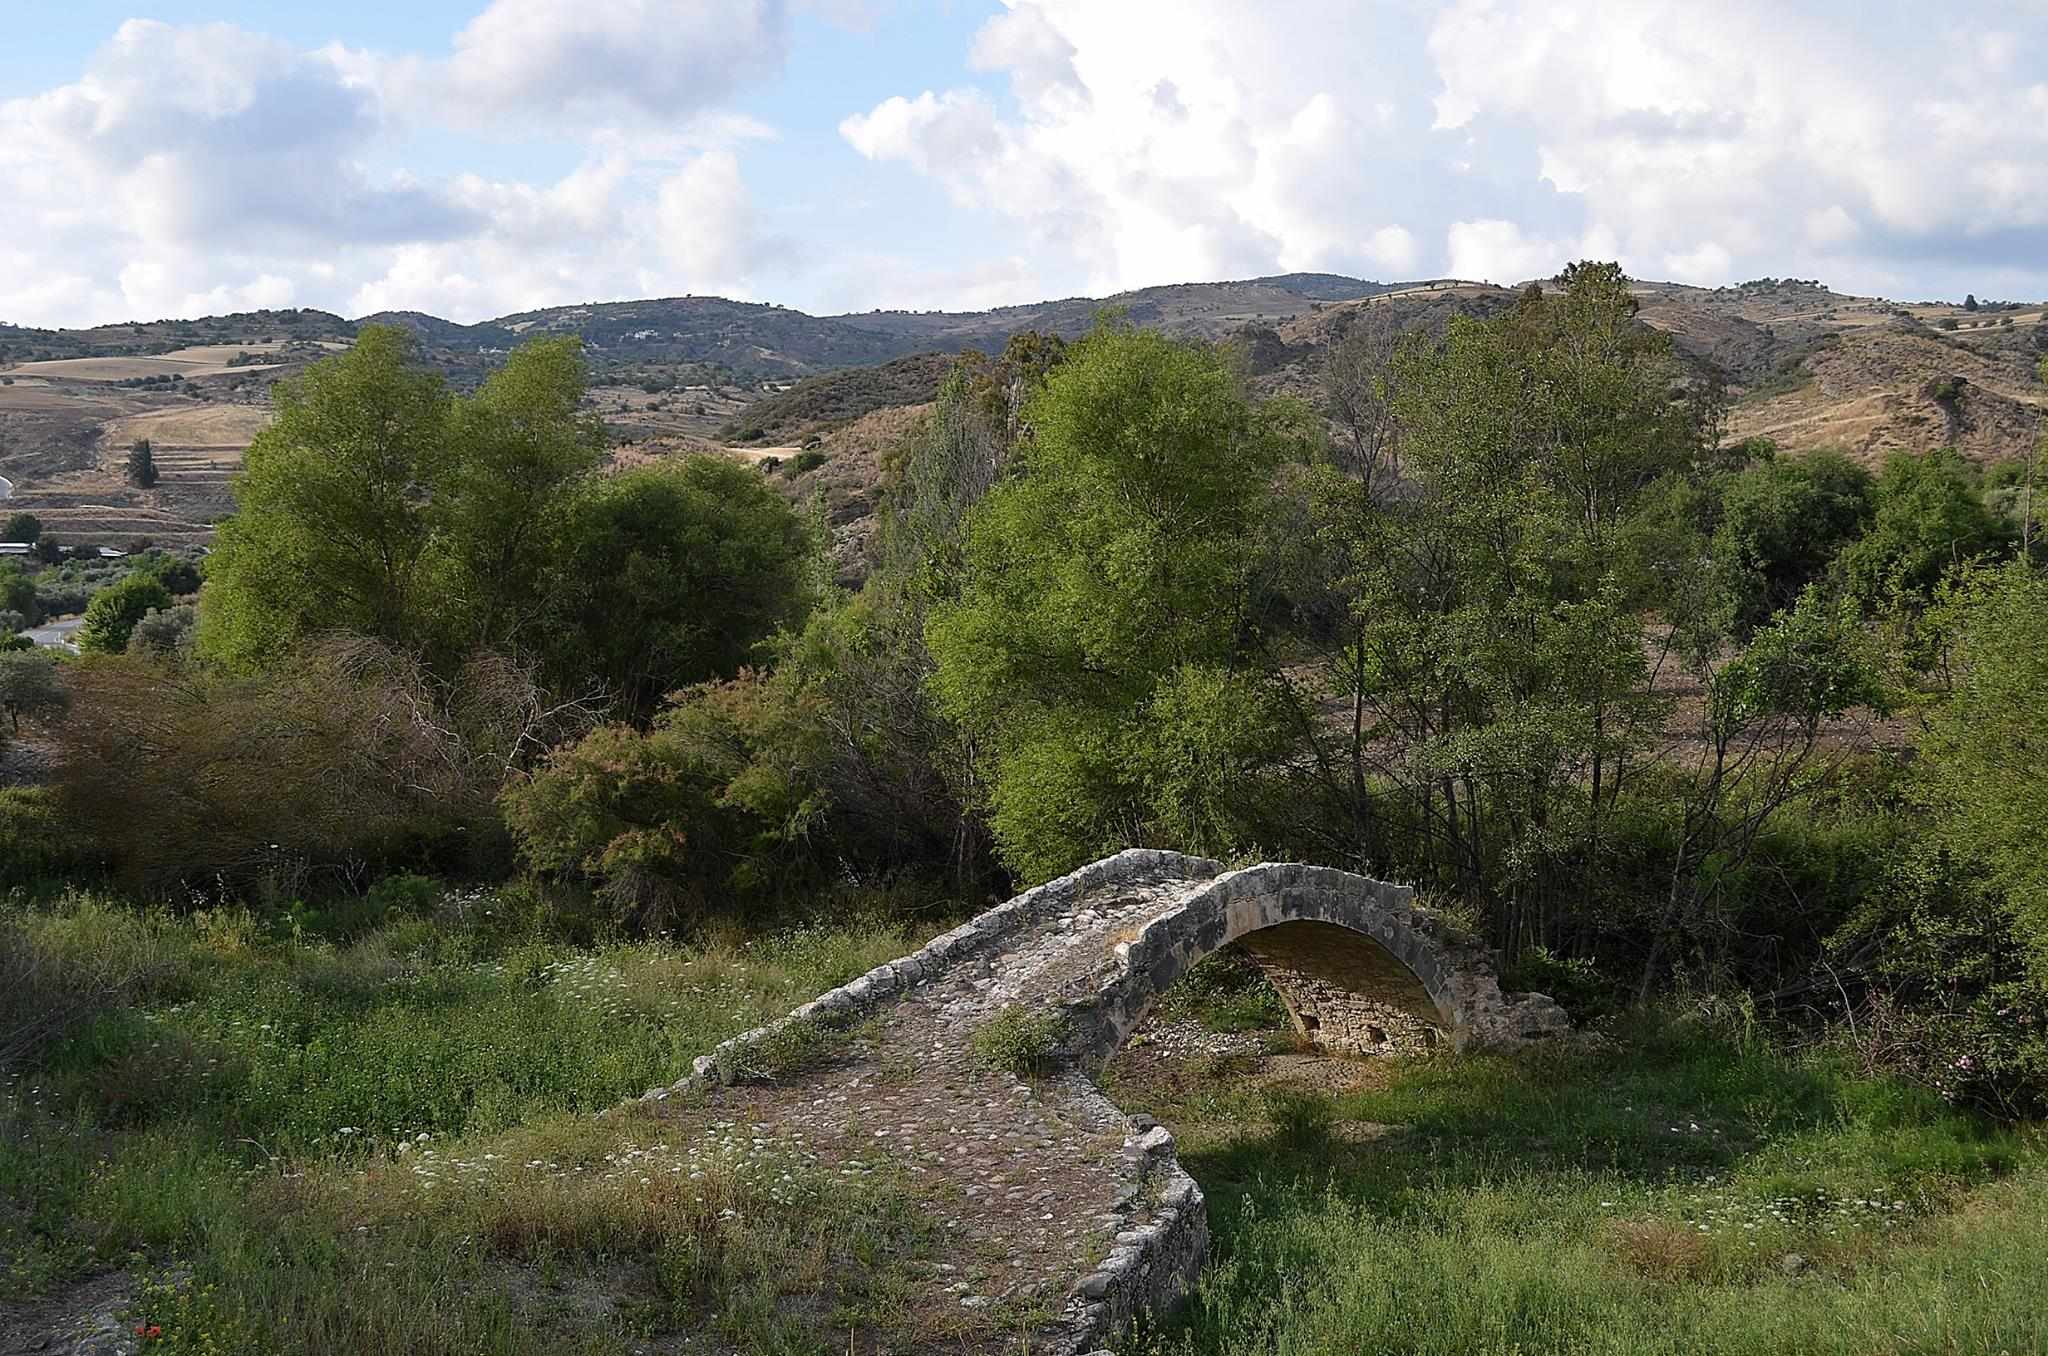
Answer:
top-left (546, 457), bottom-right (815, 722)
top-left (0, 650), bottom-right (68, 736)
top-left (1839, 449), bottom-right (2010, 613)
top-left (1709, 449), bottom-right (1876, 633)
top-left (0, 786), bottom-right (85, 887)
top-left (78, 573), bottom-right (172, 654)
top-left (1917, 562), bottom-right (2048, 969)
top-left (125, 603), bottom-right (197, 658)
top-left (52, 640), bottom-right (574, 896)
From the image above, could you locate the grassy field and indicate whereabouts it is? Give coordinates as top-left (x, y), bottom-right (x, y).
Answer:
top-left (3, 893), bottom-right (2043, 1355)
top-left (0, 891), bottom-right (941, 1354)
top-left (1109, 996), bottom-right (2045, 1356)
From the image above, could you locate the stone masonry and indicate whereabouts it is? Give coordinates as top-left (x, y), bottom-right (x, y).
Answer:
top-left (638, 849), bottom-right (1567, 1353)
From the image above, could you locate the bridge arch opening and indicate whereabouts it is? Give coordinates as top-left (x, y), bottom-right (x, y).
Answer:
top-left (1236, 922), bottom-right (1448, 1055)
top-left (1063, 861), bottom-right (1566, 1070)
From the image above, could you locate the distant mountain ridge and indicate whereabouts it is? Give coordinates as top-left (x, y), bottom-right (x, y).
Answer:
top-left (6, 272), bottom-right (2042, 559)
top-left (6, 274), bottom-right (1394, 381)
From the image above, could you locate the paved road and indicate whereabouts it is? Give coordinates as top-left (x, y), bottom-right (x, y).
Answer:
top-left (23, 616), bottom-right (83, 652)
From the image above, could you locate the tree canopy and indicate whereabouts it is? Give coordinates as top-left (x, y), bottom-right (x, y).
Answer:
top-left (926, 325), bottom-right (1289, 879)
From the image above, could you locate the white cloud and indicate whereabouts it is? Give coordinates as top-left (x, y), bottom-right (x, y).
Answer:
top-left (1446, 220), bottom-right (1558, 283)
top-left (841, 0), bottom-right (2048, 306)
top-left (0, 11), bottom-right (788, 327)
top-left (840, 91), bottom-right (1006, 184)
top-left (1663, 241), bottom-right (1733, 286)
top-left (0, 20), bottom-right (481, 323)
top-left (970, 4), bottom-right (1082, 104)
top-left (654, 151), bottom-right (774, 286)
top-left (432, 0), bottom-right (788, 124)
top-left (1426, 0), bottom-right (2048, 291)
top-left (1362, 225), bottom-right (1419, 276)
top-left (1805, 205), bottom-right (1860, 248)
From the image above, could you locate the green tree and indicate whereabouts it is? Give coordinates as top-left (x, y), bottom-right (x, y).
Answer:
top-left (78, 573), bottom-right (172, 654)
top-left (0, 651), bottom-right (67, 734)
top-left (1920, 562), bottom-right (2048, 976)
top-left (1633, 585), bottom-right (1888, 999)
top-left (1, 513), bottom-right (39, 544)
top-left (926, 326), bottom-right (1289, 879)
top-left (197, 327), bottom-right (451, 671)
top-left (127, 438), bottom-right (159, 488)
top-left (1292, 262), bottom-right (1706, 946)
top-left (546, 457), bottom-right (815, 722)
top-left (435, 337), bottom-right (606, 652)
top-left (1838, 448), bottom-right (2010, 616)
top-left (0, 562), bottom-right (35, 623)
top-left (1709, 449), bottom-right (1876, 633)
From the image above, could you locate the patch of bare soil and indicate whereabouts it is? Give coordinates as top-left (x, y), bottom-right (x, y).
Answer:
top-left (1726, 325), bottom-right (2044, 467)
top-left (0, 1270), bottom-right (136, 1356)
top-left (773, 402), bottom-right (931, 586)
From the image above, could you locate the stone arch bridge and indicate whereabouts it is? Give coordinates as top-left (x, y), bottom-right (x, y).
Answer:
top-left (642, 850), bottom-right (1567, 1353)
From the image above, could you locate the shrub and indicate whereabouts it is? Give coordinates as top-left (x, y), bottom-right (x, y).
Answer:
top-left (1505, 946), bottom-right (1621, 1020)
top-left (1159, 948), bottom-right (1288, 1033)
top-left (124, 604), bottom-right (197, 659)
top-left (146, 555), bottom-right (203, 597)
top-left (78, 573), bottom-right (172, 654)
top-left (0, 649), bottom-right (68, 735)
top-left (0, 894), bottom-right (197, 1071)
top-left (0, 786), bottom-right (84, 886)
top-left (1833, 840), bottom-right (2048, 1118)
top-left (717, 1015), bottom-right (851, 1084)
top-left (971, 1006), bottom-right (1067, 1076)
top-left (1262, 1085), bottom-right (1337, 1149)
top-left (53, 640), bottom-right (543, 896)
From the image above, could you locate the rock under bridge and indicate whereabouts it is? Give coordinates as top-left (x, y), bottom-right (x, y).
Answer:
top-left (637, 849), bottom-right (1568, 1353)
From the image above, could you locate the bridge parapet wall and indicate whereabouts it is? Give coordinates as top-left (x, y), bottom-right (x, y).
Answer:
top-left (1061, 862), bottom-right (1568, 1068)
top-left (653, 848), bottom-right (1224, 1099)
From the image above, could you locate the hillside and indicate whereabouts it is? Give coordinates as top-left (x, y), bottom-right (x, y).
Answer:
top-left (5, 273), bottom-right (2042, 555)
top-left (0, 309), bottom-right (354, 365)
top-left (832, 273), bottom-right (1391, 350)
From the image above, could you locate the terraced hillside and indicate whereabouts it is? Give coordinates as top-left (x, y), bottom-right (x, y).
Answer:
top-left (6, 274), bottom-right (2040, 554)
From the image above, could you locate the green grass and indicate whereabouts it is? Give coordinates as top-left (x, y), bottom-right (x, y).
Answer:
top-left (0, 890), bottom-right (937, 1353)
top-left (1113, 1020), bottom-right (2044, 1356)
top-left (8, 892), bottom-right (2046, 1355)
top-left (1152, 948), bottom-right (1289, 1035)
top-left (970, 1006), bottom-right (1068, 1077)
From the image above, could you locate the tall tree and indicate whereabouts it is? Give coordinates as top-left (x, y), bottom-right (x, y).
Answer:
top-left (197, 327), bottom-right (451, 671)
top-left (127, 438), bottom-right (159, 488)
top-left (545, 457), bottom-right (815, 722)
top-left (79, 574), bottom-right (172, 655)
top-left (435, 337), bottom-right (606, 655)
top-left (926, 326), bottom-right (1289, 879)
top-left (1295, 261), bottom-right (1711, 949)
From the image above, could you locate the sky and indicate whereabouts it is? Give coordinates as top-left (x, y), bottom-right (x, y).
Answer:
top-left (4, 0), bottom-right (2047, 328)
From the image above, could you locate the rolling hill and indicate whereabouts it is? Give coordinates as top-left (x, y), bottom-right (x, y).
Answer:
top-left (3, 272), bottom-right (2041, 556)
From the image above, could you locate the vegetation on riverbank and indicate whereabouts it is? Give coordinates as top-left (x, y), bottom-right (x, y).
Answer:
top-left (4, 891), bottom-right (2041, 1354)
